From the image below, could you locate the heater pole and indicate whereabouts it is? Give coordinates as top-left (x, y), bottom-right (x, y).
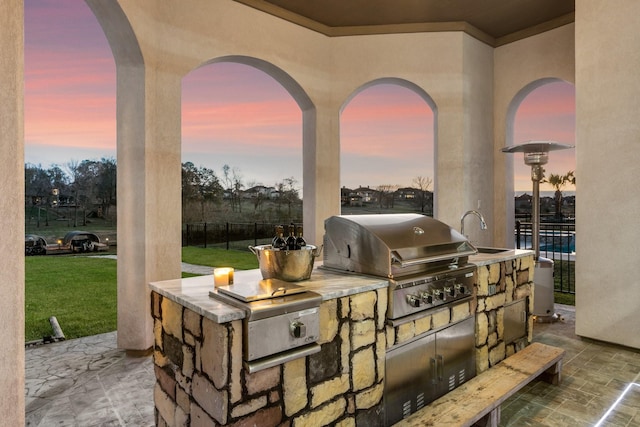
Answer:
top-left (531, 164), bottom-right (543, 261)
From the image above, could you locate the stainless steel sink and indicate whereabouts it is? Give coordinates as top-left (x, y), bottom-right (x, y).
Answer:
top-left (475, 247), bottom-right (511, 254)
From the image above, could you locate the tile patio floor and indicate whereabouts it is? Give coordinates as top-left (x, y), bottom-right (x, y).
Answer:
top-left (25, 304), bottom-right (640, 426)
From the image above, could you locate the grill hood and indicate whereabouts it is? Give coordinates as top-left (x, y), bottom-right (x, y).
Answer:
top-left (323, 214), bottom-right (477, 278)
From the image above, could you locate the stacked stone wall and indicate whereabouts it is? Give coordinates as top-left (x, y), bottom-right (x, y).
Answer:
top-left (151, 255), bottom-right (533, 426)
top-left (474, 255), bottom-right (535, 373)
top-left (151, 287), bottom-right (388, 427)
top-left (385, 300), bottom-right (472, 349)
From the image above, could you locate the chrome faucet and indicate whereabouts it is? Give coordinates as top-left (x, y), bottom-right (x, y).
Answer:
top-left (460, 210), bottom-right (487, 236)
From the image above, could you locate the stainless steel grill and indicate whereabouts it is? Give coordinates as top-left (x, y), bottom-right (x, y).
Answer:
top-left (323, 213), bottom-right (477, 320)
top-left (324, 213), bottom-right (476, 279)
top-left (323, 213), bottom-right (478, 425)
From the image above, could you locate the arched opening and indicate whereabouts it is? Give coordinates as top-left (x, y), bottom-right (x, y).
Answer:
top-left (181, 57), bottom-right (311, 246)
top-left (340, 79), bottom-right (436, 215)
top-left (510, 81), bottom-right (576, 196)
top-left (24, 0), bottom-right (118, 341)
top-left (506, 79), bottom-right (576, 296)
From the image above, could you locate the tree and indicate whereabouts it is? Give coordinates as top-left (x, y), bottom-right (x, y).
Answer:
top-left (376, 184), bottom-right (398, 209)
top-left (246, 180), bottom-right (267, 213)
top-left (25, 164), bottom-right (58, 206)
top-left (275, 177), bottom-right (300, 220)
top-left (412, 176), bottom-right (433, 214)
top-left (181, 162), bottom-right (223, 221)
top-left (181, 162), bottom-right (199, 221)
top-left (64, 160), bottom-right (83, 226)
top-left (543, 171), bottom-right (574, 219)
top-left (222, 164), bottom-right (244, 213)
top-left (94, 158), bottom-right (117, 218)
top-left (196, 165), bottom-right (222, 219)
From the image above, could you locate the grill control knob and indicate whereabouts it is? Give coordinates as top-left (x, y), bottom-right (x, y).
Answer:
top-left (456, 284), bottom-right (467, 295)
top-left (406, 295), bottom-right (421, 307)
top-left (420, 292), bottom-right (433, 304)
top-left (445, 286), bottom-right (455, 297)
top-left (434, 289), bottom-right (444, 301)
top-left (290, 321), bottom-right (306, 338)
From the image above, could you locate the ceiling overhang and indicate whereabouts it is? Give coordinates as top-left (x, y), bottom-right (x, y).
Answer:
top-left (233, 0), bottom-right (575, 47)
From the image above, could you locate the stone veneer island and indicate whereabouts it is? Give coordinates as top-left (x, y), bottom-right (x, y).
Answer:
top-left (149, 249), bottom-right (534, 426)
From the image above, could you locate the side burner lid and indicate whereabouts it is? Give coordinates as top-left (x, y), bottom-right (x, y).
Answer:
top-left (217, 279), bottom-right (307, 302)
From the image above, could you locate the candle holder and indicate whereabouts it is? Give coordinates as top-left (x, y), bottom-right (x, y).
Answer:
top-left (214, 267), bottom-right (234, 287)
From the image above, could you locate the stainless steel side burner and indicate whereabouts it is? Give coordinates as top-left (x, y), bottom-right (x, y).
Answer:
top-left (210, 278), bottom-right (322, 373)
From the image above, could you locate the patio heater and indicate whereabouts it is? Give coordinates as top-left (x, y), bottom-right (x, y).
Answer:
top-left (502, 141), bottom-right (574, 322)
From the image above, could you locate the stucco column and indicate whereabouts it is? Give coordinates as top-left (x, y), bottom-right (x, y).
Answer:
top-left (0, 1), bottom-right (25, 424)
top-left (303, 104), bottom-right (341, 246)
top-left (87, 0), bottom-right (182, 351)
top-left (116, 64), bottom-right (183, 350)
top-left (435, 35), bottom-right (494, 247)
top-left (575, 0), bottom-right (640, 349)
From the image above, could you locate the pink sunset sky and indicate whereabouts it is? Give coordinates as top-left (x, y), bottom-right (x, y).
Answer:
top-left (24, 0), bottom-right (576, 193)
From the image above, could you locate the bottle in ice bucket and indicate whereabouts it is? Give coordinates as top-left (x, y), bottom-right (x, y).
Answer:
top-left (295, 226), bottom-right (306, 249)
top-left (285, 223), bottom-right (297, 250)
top-left (272, 225), bottom-right (286, 250)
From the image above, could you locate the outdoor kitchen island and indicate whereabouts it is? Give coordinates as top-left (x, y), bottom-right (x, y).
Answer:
top-left (149, 249), bottom-right (534, 427)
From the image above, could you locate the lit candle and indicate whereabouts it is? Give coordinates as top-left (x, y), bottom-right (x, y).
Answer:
top-left (214, 267), bottom-right (234, 287)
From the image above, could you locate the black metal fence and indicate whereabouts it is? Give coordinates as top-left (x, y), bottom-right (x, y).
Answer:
top-left (182, 222), bottom-right (301, 251)
top-left (183, 219), bottom-right (576, 294)
top-left (515, 220), bottom-right (575, 294)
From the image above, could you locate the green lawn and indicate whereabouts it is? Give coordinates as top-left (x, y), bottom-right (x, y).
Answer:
top-left (25, 247), bottom-right (258, 342)
top-left (182, 246), bottom-right (258, 269)
top-left (25, 247), bottom-right (575, 342)
top-left (25, 256), bottom-right (118, 341)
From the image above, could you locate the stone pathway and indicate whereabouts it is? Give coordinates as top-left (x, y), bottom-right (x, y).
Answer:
top-left (88, 254), bottom-right (214, 275)
top-left (25, 332), bottom-right (155, 426)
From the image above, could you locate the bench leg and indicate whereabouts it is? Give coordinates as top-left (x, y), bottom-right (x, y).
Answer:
top-left (473, 407), bottom-right (500, 427)
top-left (540, 360), bottom-right (563, 385)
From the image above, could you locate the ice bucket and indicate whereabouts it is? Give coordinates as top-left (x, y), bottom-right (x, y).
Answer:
top-left (249, 244), bottom-right (322, 281)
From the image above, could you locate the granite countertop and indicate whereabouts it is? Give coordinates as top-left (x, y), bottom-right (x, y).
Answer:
top-left (149, 266), bottom-right (389, 324)
top-left (469, 248), bottom-right (534, 266)
top-left (149, 251), bottom-right (532, 324)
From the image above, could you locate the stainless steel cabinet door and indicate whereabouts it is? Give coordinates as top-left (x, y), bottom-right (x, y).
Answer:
top-left (434, 316), bottom-right (476, 398)
top-left (384, 332), bottom-right (436, 425)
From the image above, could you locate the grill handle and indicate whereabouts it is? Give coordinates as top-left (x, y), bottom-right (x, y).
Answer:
top-left (390, 249), bottom-right (477, 267)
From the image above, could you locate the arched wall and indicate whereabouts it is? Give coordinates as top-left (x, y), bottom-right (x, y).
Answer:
top-left (493, 24), bottom-right (575, 247)
top-left (86, 0), bottom-right (526, 349)
top-left (504, 80), bottom-right (575, 170)
top-left (331, 33), bottom-right (496, 244)
top-left (191, 55), bottom-right (317, 236)
top-left (90, 0), bottom-right (500, 246)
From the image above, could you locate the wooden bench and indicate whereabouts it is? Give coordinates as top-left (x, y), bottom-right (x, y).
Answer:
top-left (394, 342), bottom-right (565, 427)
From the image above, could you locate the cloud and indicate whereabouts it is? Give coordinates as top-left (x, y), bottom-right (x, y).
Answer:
top-left (341, 84), bottom-right (435, 182)
top-left (182, 64), bottom-right (302, 156)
